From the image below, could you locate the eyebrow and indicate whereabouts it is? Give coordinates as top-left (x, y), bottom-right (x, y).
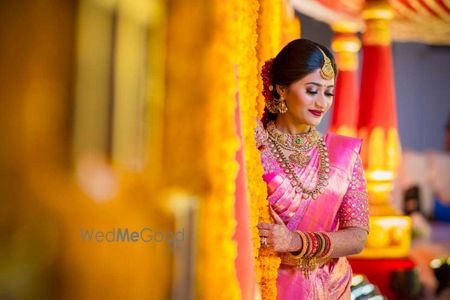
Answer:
top-left (306, 82), bottom-right (335, 88)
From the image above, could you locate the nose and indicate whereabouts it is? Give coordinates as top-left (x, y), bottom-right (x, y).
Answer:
top-left (315, 94), bottom-right (327, 110)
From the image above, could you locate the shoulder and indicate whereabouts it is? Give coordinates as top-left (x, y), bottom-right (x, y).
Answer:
top-left (325, 132), bottom-right (362, 154)
top-left (255, 118), bottom-right (268, 149)
top-left (325, 132), bottom-right (363, 176)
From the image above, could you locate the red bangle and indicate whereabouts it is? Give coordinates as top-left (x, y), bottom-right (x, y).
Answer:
top-left (313, 232), bottom-right (324, 258)
top-left (322, 232), bottom-right (331, 257)
top-left (307, 232), bottom-right (319, 258)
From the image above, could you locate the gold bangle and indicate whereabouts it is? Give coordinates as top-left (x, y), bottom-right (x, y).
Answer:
top-left (304, 232), bottom-right (313, 258)
top-left (296, 231), bottom-right (308, 258)
top-left (319, 232), bottom-right (329, 257)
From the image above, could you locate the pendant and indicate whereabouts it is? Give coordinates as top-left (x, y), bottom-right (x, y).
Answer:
top-left (288, 152), bottom-right (311, 167)
top-left (276, 134), bottom-right (289, 145)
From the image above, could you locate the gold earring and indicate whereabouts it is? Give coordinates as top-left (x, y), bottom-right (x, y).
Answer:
top-left (266, 95), bottom-right (288, 114)
top-left (266, 98), bottom-right (279, 114)
top-left (278, 96), bottom-right (288, 114)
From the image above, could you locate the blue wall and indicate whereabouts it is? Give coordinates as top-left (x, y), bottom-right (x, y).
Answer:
top-left (297, 13), bottom-right (450, 151)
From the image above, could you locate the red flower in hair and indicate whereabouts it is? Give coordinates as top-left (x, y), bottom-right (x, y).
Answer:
top-left (261, 58), bottom-right (274, 103)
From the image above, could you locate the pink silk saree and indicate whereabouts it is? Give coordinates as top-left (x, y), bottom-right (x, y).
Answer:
top-left (257, 122), bottom-right (369, 300)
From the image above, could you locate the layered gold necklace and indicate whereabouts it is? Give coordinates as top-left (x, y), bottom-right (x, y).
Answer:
top-left (266, 121), bottom-right (330, 200)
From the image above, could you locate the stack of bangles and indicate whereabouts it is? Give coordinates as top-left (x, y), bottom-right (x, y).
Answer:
top-left (280, 231), bottom-right (333, 277)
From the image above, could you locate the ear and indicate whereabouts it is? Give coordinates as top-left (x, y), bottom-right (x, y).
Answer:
top-left (275, 84), bottom-right (286, 99)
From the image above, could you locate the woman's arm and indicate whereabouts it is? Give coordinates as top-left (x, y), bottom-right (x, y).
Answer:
top-left (258, 209), bottom-right (368, 257)
top-left (258, 149), bottom-right (370, 256)
top-left (327, 227), bottom-right (367, 257)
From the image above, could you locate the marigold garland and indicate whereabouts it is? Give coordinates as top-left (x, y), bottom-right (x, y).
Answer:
top-left (255, 0), bottom-right (282, 117)
top-left (233, 0), bottom-right (267, 297)
top-left (198, 0), bottom-right (241, 299)
top-left (163, 0), bottom-right (241, 298)
top-left (246, 1), bottom-right (301, 299)
top-left (281, 0), bottom-right (301, 47)
top-left (165, 1), bottom-right (301, 299)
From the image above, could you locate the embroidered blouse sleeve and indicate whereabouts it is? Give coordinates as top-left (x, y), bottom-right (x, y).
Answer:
top-left (338, 153), bottom-right (370, 232)
top-left (255, 118), bottom-right (268, 149)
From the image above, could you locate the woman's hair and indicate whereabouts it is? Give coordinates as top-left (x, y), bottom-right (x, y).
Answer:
top-left (262, 39), bottom-right (337, 125)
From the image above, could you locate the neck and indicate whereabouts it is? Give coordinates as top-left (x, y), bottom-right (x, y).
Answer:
top-left (275, 115), bottom-right (311, 134)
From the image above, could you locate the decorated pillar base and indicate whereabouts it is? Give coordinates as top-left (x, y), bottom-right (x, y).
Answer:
top-left (354, 216), bottom-right (411, 258)
top-left (357, 169), bottom-right (411, 258)
top-left (357, 127), bottom-right (412, 258)
top-left (349, 257), bottom-right (418, 299)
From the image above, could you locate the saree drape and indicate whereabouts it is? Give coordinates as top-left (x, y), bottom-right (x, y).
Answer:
top-left (257, 121), bottom-right (369, 300)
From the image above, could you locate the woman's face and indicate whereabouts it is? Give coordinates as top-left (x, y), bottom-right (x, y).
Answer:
top-left (278, 69), bottom-right (335, 127)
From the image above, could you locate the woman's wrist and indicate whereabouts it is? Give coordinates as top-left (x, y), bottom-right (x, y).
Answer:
top-left (290, 231), bottom-right (303, 253)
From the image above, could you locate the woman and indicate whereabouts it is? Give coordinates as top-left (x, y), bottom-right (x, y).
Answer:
top-left (256, 39), bottom-right (369, 299)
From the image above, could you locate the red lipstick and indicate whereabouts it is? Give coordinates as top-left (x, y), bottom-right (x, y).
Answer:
top-left (308, 109), bottom-right (323, 117)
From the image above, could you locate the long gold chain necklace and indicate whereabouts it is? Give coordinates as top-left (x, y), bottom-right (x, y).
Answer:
top-left (266, 121), bottom-right (330, 200)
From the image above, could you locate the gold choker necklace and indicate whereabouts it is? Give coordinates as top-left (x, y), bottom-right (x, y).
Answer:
top-left (266, 121), bottom-right (330, 199)
top-left (267, 121), bottom-right (319, 166)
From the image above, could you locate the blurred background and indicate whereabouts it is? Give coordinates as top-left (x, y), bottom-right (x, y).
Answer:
top-left (0, 0), bottom-right (449, 299)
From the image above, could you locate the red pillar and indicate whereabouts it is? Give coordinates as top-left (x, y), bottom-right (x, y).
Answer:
top-left (330, 26), bottom-right (361, 137)
top-left (351, 5), bottom-right (413, 299)
top-left (357, 0), bottom-right (402, 216)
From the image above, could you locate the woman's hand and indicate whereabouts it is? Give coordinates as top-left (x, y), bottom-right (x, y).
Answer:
top-left (257, 206), bottom-right (302, 252)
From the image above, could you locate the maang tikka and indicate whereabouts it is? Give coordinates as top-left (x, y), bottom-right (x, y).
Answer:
top-left (318, 47), bottom-right (334, 80)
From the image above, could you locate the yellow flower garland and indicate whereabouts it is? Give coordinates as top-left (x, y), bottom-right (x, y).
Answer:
top-left (253, 2), bottom-right (283, 299)
top-left (165, 1), bottom-right (301, 298)
top-left (233, 0), bottom-right (269, 297)
top-left (247, 1), bottom-right (301, 299)
top-left (281, 0), bottom-right (301, 47)
top-left (198, 0), bottom-right (241, 299)
top-left (163, 0), bottom-right (240, 298)
top-left (255, 0), bottom-right (282, 117)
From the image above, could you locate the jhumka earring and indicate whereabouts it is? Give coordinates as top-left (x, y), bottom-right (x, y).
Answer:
top-left (266, 96), bottom-right (288, 114)
top-left (278, 96), bottom-right (288, 114)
